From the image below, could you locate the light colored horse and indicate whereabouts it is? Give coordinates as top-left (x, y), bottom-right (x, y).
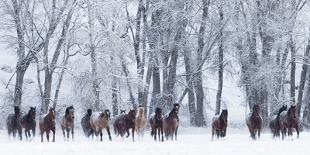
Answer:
top-left (135, 107), bottom-right (147, 137)
top-left (90, 109), bottom-right (112, 141)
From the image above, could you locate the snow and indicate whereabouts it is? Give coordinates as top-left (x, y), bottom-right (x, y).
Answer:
top-left (0, 128), bottom-right (309, 155)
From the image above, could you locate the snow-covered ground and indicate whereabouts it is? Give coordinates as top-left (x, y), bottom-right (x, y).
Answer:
top-left (0, 128), bottom-right (308, 155)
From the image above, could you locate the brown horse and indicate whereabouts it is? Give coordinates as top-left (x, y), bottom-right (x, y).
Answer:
top-left (269, 105), bottom-right (287, 138)
top-left (135, 106), bottom-right (147, 137)
top-left (20, 107), bottom-right (36, 140)
top-left (246, 104), bottom-right (262, 140)
top-left (279, 105), bottom-right (299, 139)
top-left (113, 109), bottom-right (136, 141)
top-left (61, 106), bottom-right (75, 140)
top-left (39, 108), bottom-right (56, 142)
top-left (163, 107), bottom-right (179, 141)
top-left (150, 107), bottom-right (164, 141)
top-left (212, 109), bottom-right (228, 140)
top-left (7, 106), bottom-right (22, 140)
top-left (81, 109), bottom-right (93, 137)
top-left (90, 109), bottom-right (112, 141)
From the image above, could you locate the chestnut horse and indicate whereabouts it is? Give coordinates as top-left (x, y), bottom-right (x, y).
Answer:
top-left (269, 105), bottom-right (287, 138)
top-left (150, 107), bottom-right (164, 141)
top-left (39, 108), bottom-right (56, 142)
top-left (7, 106), bottom-right (22, 140)
top-left (90, 109), bottom-right (112, 141)
top-left (246, 104), bottom-right (262, 140)
top-left (135, 106), bottom-right (147, 137)
top-left (20, 107), bottom-right (36, 140)
top-left (61, 106), bottom-right (75, 140)
top-left (113, 109), bottom-right (136, 141)
top-left (279, 105), bottom-right (299, 139)
top-left (163, 107), bottom-right (179, 141)
top-left (212, 109), bottom-right (228, 140)
top-left (81, 109), bottom-right (93, 137)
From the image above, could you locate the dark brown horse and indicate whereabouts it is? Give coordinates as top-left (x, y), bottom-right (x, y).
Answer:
top-left (279, 105), bottom-right (299, 139)
top-left (246, 104), bottom-right (262, 140)
top-left (20, 107), bottom-right (36, 140)
top-left (212, 109), bottom-right (228, 140)
top-left (39, 108), bottom-right (56, 142)
top-left (163, 107), bottom-right (179, 141)
top-left (7, 106), bottom-right (22, 140)
top-left (269, 105), bottom-right (287, 138)
top-left (81, 109), bottom-right (93, 137)
top-left (113, 109), bottom-right (136, 141)
top-left (90, 109), bottom-right (112, 141)
top-left (150, 107), bottom-right (164, 141)
top-left (61, 106), bottom-right (75, 140)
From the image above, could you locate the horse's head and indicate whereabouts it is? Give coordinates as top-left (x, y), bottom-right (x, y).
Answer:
top-left (137, 107), bottom-right (144, 116)
top-left (220, 109), bottom-right (228, 123)
top-left (29, 106), bottom-right (36, 119)
top-left (127, 109), bottom-right (136, 121)
top-left (87, 109), bottom-right (92, 116)
top-left (14, 106), bottom-right (20, 116)
top-left (288, 105), bottom-right (297, 119)
top-left (252, 104), bottom-right (260, 115)
top-left (104, 109), bottom-right (111, 120)
top-left (169, 108), bottom-right (178, 118)
top-left (173, 103), bottom-right (180, 111)
top-left (49, 107), bottom-right (56, 119)
top-left (155, 108), bottom-right (163, 121)
top-left (65, 106), bottom-right (75, 120)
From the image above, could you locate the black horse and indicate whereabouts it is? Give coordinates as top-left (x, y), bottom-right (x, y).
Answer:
top-left (20, 107), bottom-right (37, 140)
top-left (269, 105), bottom-right (287, 138)
top-left (81, 109), bottom-right (93, 137)
top-left (7, 106), bottom-right (22, 140)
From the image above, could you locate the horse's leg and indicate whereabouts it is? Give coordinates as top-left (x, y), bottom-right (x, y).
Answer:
top-left (46, 130), bottom-right (50, 142)
top-left (67, 128), bottom-right (70, 140)
top-left (18, 127), bottom-right (22, 141)
top-left (212, 127), bottom-right (214, 140)
top-left (13, 129), bottom-right (16, 139)
top-left (52, 129), bottom-right (55, 142)
top-left (71, 127), bottom-right (74, 141)
top-left (154, 128), bottom-right (157, 141)
top-left (175, 127), bottom-right (178, 141)
top-left (62, 127), bottom-right (66, 140)
top-left (296, 126), bottom-right (299, 139)
top-left (223, 128), bottom-right (227, 137)
top-left (106, 127), bottom-right (112, 141)
top-left (40, 131), bottom-right (44, 142)
top-left (24, 129), bottom-right (28, 141)
top-left (132, 127), bottom-right (135, 142)
top-left (161, 127), bottom-right (164, 142)
top-left (216, 130), bottom-right (220, 139)
top-left (126, 129), bottom-right (130, 138)
top-left (100, 129), bottom-right (103, 141)
top-left (258, 129), bottom-right (261, 139)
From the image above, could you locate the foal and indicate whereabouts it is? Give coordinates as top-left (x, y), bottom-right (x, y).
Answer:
top-left (150, 108), bottom-right (164, 141)
top-left (39, 108), bottom-right (56, 142)
top-left (135, 106), bottom-right (147, 137)
top-left (21, 107), bottom-right (36, 140)
top-left (163, 107), bottom-right (179, 141)
top-left (81, 109), bottom-right (93, 137)
top-left (279, 105), bottom-right (299, 139)
top-left (61, 106), bottom-right (75, 140)
top-left (90, 109), bottom-right (112, 141)
top-left (246, 104), bottom-right (262, 140)
top-left (7, 106), bottom-right (22, 140)
top-left (212, 109), bottom-right (228, 140)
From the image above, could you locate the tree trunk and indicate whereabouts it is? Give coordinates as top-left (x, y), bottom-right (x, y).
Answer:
top-left (290, 35), bottom-right (296, 105)
top-left (297, 36), bottom-right (310, 117)
top-left (215, 5), bottom-right (224, 115)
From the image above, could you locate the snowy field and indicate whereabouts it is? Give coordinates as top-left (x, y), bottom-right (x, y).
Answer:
top-left (0, 127), bottom-right (309, 155)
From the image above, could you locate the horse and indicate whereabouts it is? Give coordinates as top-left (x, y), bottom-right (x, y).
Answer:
top-left (150, 107), bottom-right (164, 141)
top-left (279, 105), bottom-right (299, 139)
top-left (113, 109), bottom-right (136, 141)
top-left (6, 106), bottom-right (22, 140)
top-left (39, 107), bottom-right (56, 142)
top-left (61, 106), bottom-right (75, 140)
top-left (135, 106), bottom-right (147, 137)
top-left (246, 104), bottom-right (262, 140)
top-left (90, 109), bottom-right (112, 141)
top-left (212, 109), bottom-right (228, 140)
top-left (20, 106), bottom-right (36, 140)
top-left (163, 107), bottom-right (179, 141)
top-left (269, 105), bottom-right (287, 138)
top-left (81, 109), bottom-right (93, 137)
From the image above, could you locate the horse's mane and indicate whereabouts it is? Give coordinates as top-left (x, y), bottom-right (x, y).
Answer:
top-left (277, 105), bottom-right (287, 118)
